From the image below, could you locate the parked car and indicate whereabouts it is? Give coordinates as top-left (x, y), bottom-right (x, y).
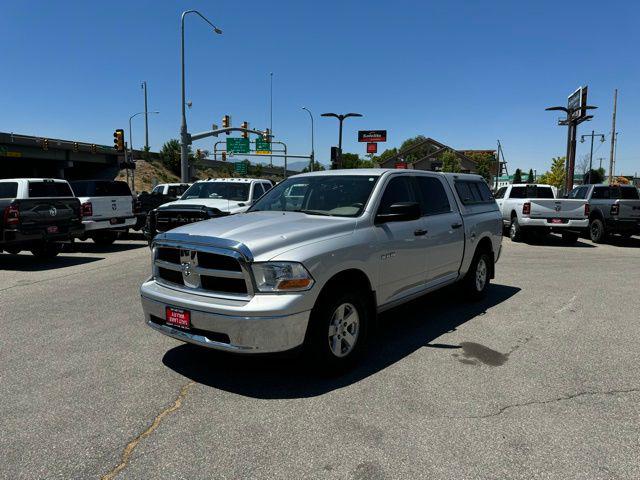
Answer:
top-left (134, 183), bottom-right (192, 230)
top-left (568, 184), bottom-right (640, 242)
top-left (0, 178), bottom-right (82, 258)
top-left (70, 180), bottom-right (137, 245)
top-left (140, 170), bottom-right (502, 373)
top-left (143, 178), bottom-right (273, 243)
top-left (495, 184), bottom-right (588, 244)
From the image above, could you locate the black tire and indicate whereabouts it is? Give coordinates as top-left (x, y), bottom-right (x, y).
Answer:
top-left (561, 232), bottom-right (579, 245)
top-left (30, 243), bottom-right (59, 259)
top-left (463, 250), bottom-right (492, 301)
top-left (509, 217), bottom-right (523, 242)
top-left (92, 231), bottom-right (117, 246)
top-left (589, 218), bottom-right (607, 244)
top-left (305, 288), bottom-right (370, 374)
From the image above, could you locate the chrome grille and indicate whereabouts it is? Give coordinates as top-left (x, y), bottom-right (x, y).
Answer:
top-left (153, 244), bottom-right (252, 298)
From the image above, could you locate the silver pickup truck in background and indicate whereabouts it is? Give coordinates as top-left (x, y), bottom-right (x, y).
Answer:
top-left (140, 169), bottom-right (502, 373)
top-left (495, 184), bottom-right (588, 244)
top-left (568, 184), bottom-right (640, 243)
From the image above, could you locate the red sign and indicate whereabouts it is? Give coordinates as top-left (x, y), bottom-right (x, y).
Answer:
top-left (358, 130), bottom-right (387, 143)
top-left (394, 162), bottom-right (408, 169)
top-left (166, 307), bottom-right (191, 329)
top-left (366, 142), bottom-right (377, 154)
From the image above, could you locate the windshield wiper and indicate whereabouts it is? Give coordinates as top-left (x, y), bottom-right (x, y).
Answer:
top-left (293, 209), bottom-right (333, 217)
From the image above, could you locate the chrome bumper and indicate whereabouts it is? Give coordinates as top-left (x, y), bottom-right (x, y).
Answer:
top-left (520, 217), bottom-right (589, 228)
top-left (140, 281), bottom-right (311, 354)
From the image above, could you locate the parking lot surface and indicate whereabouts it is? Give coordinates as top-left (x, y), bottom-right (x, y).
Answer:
top-left (1, 234), bottom-right (639, 479)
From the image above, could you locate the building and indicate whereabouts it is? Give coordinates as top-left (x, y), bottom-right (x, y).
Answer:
top-left (495, 173), bottom-right (535, 188)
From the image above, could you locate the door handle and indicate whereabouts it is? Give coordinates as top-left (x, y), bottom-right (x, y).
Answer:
top-left (451, 223), bottom-right (463, 229)
top-left (414, 229), bottom-right (428, 236)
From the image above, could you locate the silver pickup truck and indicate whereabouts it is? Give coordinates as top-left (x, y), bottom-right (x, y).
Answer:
top-left (140, 170), bottom-right (502, 372)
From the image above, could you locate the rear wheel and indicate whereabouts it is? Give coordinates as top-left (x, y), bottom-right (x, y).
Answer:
top-left (561, 232), bottom-right (579, 245)
top-left (305, 289), bottom-right (369, 374)
top-left (509, 217), bottom-right (523, 242)
top-left (30, 243), bottom-right (59, 259)
top-left (92, 231), bottom-right (117, 246)
top-left (463, 249), bottom-right (492, 300)
top-left (589, 218), bottom-right (607, 244)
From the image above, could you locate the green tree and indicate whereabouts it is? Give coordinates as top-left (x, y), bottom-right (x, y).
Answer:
top-left (441, 150), bottom-right (461, 173)
top-left (302, 161), bottom-right (326, 173)
top-left (513, 168), bottom-right (523, 184)
top-left (467, 152), bottom-right (493, 182)
top-left (584, 168), bottom-right (604, 184)
top-left (340, 153), bottom-right (374, 169)
top-left (539, 157), bottom-right (566, 189)
top-left (527, 168), bottom-right (535, 183)
top-left (398, 136), bottom-right (439, 163)
top-left (159, 139), bottom-right (193, 176)
top-left (371, 147), bottom-right (399, 166)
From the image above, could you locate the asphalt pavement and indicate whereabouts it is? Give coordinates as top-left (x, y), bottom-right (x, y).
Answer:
top-left (1, 233), bottom-right (639, 479)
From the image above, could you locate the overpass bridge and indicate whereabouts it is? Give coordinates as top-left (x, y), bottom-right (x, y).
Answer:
top-left (0, 132), bottom-right (122, 180)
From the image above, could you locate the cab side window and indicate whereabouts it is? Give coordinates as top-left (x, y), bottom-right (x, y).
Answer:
top-left (415, 176), bottom-right (451, 215)
top-left (494, 187), bottom-right (507, 199)
top-left (377, 176), bottom-right (416, 214)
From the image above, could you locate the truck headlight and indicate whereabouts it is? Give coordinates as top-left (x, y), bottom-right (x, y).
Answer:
top-left (251, 262), bottom-right (314, 292)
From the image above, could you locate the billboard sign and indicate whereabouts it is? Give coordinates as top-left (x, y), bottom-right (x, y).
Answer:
top-left (568, 86), bottom-right (588, 120)
top-left (358, 130), bottom-right (387, 143)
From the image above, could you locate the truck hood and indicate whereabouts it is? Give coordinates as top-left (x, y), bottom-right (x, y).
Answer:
top-left (166, 211), bottom-right (355, 260)
top-left (159, 198), bottom-right (246, 212)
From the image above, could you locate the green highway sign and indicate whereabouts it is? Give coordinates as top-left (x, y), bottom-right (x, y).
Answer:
top-left (226, 137), bottom-right (250, 154)
top-left (255, 138), bottom-right (271, 155)
top-left (234, 162), bottom-right (248, 174)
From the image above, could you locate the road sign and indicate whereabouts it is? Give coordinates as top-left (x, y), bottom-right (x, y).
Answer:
top-left (366, 142), bottom-right (377, 154)
top-left (568, 86), bottom-right (588, 120)
top-left (394, 161), bottom-right (408, 169)
top-left (358, 130), bottom-right (387, 143)
top-left (234, 161), bottom-right (248, 174)
top-left (255, 138), bottom-right (271, 155)
top-left (226, 137), bottom-right (250, 154)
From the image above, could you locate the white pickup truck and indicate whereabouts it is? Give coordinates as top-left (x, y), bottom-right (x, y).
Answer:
top-left (70, 180), bottom-right (137, 245)
top-left (494, 184), bottom-right (588, 244)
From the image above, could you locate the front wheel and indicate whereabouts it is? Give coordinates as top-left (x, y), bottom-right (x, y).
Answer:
top-left (305, 290), bottom-right (369, 374)
top-left (463, 250), bottom-right (492, 300)
top-left (589, 218), bottom-right (607, 244)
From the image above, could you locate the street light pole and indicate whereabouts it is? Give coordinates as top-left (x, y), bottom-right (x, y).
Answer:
top-left (180, 10), bottom-right (222, 183)
top-left (129, 111), bottom-right (159, 192)
top-left (302, 107), bottom-right (314, 171)
top-left (320, 112), bottom-right (363, 169)
top-left (141, 81), bottom-right (149, 150)
top-left (580, 130), bottom-right (605, 183)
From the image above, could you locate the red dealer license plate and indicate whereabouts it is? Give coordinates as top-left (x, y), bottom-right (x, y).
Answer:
top-left (165, 307), bottom-right (191, 330)
top-left (551, 218), bottom-right (563, 224)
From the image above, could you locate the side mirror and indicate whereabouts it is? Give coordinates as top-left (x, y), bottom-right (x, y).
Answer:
top-left (375, 202), bottom-right (421, 224)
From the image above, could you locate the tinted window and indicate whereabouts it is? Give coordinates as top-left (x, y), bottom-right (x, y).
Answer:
top-left (152, 185), bottom-right (163, 194)
top-left (0, 182), bottom-right (18, 198)
top-left (591, 187), bottom-right (609, 199)
top-left (250, 175), bottom-right (379, 217)
top-left (253, 183), bottom-right (265, 199)
top-left (620, 187), bottom-right (639, 199)
top-left (568, 186), bottom-right (589, 199)
top-left (494, 187), bottom-right (507, 199)
top-left (455, 181), bottom-right (493, 204)
top-left (378, 176), bottom-right (416, 214)
top-left (509, 185), bottom-right (553, 199)
top-left (262, 182), bottom-right (272, 192)
top-left (28, 181), bottom-right (73, 198)
top-left (167, 186), bottom-right (179, 197)
top-left (476, 181), bottom-right (495, 202)
top-left (416, 177), bottom-right (451, 215)
top-left (71, 180), bottom-right (131, 197)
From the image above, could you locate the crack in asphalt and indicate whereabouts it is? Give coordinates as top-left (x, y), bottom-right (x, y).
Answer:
top-left (461, 387), bottom-right (640, 420)
top-left (101, 381), bottom-right (195, 480)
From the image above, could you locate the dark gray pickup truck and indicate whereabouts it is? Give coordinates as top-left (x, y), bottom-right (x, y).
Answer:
top-left (0, 178), bottom-right (83, 258)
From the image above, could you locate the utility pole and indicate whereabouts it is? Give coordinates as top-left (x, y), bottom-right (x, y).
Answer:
top-left (269, 72), bottom-right (273, 168)
top-left (580, 130), bottom-right (605, 183)
top-left (142, 81), bottom-right (149, 150)
top-left (608, 89), bottom-right (617, 184)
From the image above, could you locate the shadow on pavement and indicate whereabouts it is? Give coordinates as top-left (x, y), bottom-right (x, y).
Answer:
top-left (0, 253), bottom-right (104, 271)
top-left (162, 283), bottom-right (521, 399)
top-left (602, 235), bottom-right (640, 248)
top-left (522, 233), bottom-right (596, 248)
top-left (70, 239), bottom-right (147, 254)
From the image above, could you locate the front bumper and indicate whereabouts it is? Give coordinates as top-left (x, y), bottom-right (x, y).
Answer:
top-left (519, 217), bottom-right (589, 229)
top-left (140, 280), bottom-right (311, 354)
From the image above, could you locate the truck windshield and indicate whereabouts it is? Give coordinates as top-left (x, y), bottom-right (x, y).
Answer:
top-left (181, 182), bottom-right (250, 202)
top-left (249, 175), bottom-right (379, 217)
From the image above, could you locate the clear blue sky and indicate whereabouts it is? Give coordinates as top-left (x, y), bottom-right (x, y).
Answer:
top-left (2, 0), bottom-right (639, 175)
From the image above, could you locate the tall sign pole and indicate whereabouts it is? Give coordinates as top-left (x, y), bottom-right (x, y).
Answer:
top-left (142, 81), bottom-right (149, 150)
top-left (608, 89), bottom-right (618, 184)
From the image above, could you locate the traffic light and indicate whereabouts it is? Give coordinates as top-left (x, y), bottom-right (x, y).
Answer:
top-left (91, 144), bottom-right (97, 154)
top-left (113, 129), bottom-right (125, 152)
top-left (42, 138), bottom-right (49, 151)
top-left (222, 115), bottom-right (231, 135)
top-left (263, 128), bottom-right (270, 140)
top-left (73, 142), bottom-right (79, 152)
top-left (221, 151), bottom-right (227, 161)
top-left (330, 146), bottom-right (341, 169)
top-left (241, 121), bottom-right (249, 139)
